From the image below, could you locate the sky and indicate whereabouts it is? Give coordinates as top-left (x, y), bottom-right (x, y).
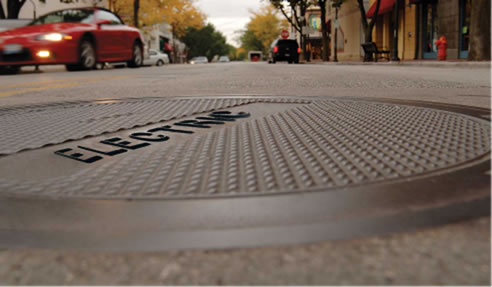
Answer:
top-left (195, 0), bottom-right (263, 47)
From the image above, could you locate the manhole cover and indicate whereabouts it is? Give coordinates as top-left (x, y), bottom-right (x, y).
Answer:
top-left (0, 97), bottom-right (489, 250)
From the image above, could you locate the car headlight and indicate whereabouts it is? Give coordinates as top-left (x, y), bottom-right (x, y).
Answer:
top-left (35, 33), bottom-right (71, 41)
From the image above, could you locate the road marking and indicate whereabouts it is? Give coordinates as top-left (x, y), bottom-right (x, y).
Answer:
top-left (0, 75), bottom-right (133, 97)
top-left (0, 78), bottom-right (87, 90)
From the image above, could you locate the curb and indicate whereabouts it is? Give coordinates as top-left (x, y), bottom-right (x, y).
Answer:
top-left (309, 60), bottom-right (491, 69)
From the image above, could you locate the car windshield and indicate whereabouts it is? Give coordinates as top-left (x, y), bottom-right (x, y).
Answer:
top-left (29, 9), bottom-right (94, 25)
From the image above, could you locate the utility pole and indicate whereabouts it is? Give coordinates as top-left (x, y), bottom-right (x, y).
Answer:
top-left (334, 7), bottom-right (338, 62)
top-left (391, 0), bottom-right (400, 61)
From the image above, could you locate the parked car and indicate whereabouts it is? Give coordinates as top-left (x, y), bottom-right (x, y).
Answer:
top-left (218, 55), bottom-right (230, 63)
top-left (268, 39), bottom-right (300, 64)
top-left (189, 56), bottom-right (208, 64)
top-left (144, 49), bottom-right (169, 66)
top-left (0, 7), bottom-right (144, 74)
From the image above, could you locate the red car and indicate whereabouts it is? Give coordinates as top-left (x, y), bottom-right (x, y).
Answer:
top-left (0, 7), bottom-right (144, 74)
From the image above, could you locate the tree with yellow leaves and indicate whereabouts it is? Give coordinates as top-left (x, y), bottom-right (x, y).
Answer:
top-left (240, 5), bottom-right (287, 55)
top-left (110, 0), bottom-right (204, 63)
top-left (161, 0), bottom-right (204, 38)
top-left (109, 0), bottom-right (204, 32)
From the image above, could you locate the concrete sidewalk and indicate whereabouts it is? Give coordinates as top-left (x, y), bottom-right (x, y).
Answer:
top-left (309, 59), bottom-right (491, 69)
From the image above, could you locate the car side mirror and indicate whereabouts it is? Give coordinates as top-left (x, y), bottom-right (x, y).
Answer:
top-left (96, 20), bottom-right (112, 28)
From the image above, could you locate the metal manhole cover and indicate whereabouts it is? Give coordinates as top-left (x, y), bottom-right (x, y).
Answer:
top-left (0, 97), bottom-right (489, 250)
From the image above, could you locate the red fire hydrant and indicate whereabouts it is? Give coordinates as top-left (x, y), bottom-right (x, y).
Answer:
top-left (435, 36), bottom-right (448, 61)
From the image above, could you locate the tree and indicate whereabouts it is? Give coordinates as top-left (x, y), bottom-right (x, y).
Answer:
top-left (162, 0), bottom-right (204, 38)
top-left (0, 0), bottom-right (34, 19)
top-left (110, 0), bottom-right (204, 62)
top-left (162, 0), bottom-right (204, 62)
top-left (0, 1), bottom-right (5, 19)
top-left (235, 47), bottom-right (248, 61)
top-left (355, 0), bottom-right (381, 61)
top-left (240, 5), bottom-right (287, 55)
top-left (240, 29), bottom-right (264, 52)
top-left (110, 0), bottom-right (204, 31)
top-left (133, 0), bottom-right (139, 27)
top-left (248, 5), bottom-right (287, 53)
top-left (227, 44), bottom-right (237, 60)
top-left (4, 0), bottom-right (28, 19)
top-left (270, 0), bottom-right (314, 61)
top-left (181, 23), bottom-right (229, 61)
top-left (468, 0), bottom-right (490, 60)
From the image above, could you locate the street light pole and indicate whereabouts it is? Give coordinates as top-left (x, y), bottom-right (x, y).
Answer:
top-left (391, 0), bottom-right (400, 61)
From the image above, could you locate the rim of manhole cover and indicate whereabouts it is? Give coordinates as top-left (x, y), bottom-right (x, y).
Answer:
top-left (0, 96), bottom-right (489, 251)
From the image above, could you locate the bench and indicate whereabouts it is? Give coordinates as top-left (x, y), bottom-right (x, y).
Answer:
top-left (361, 42), bottom-right (390, 62)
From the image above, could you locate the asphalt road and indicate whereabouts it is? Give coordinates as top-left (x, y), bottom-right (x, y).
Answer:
top-left (0, 62), bottom-right (490, 285)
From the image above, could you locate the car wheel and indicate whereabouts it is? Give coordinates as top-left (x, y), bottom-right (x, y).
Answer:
top-left (156, 60), bottom-right (164, 66)
top-left (79, 40), bottom-right (96, 70)
top-left (128, 42), bottom-right (143, 68)
top-left (272, 58), bottom-right (276, 64)
top-left (0, 65), bottom-right (20, 75)
top-left (65, 64), bottom-right (79, 71)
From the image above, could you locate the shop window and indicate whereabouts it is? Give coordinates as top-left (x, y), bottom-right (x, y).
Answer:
top-left (459, 0), bottom-right (471, 58)
top-left (423, 3), bottom-right (438, 59)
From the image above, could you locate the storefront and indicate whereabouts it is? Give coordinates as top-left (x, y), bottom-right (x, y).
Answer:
top-left (367, 0), bottom-right (396, 53)
top-left (366, 0), bottom-right (471, 61)
top-left (458, 0), bottom-right (471, 58)
top-left (305, 10), bottom-right (324, 61)
top-left (413, 0), bottom-right (470, 60)
top-left (421, 1), bottom-right (438, 58)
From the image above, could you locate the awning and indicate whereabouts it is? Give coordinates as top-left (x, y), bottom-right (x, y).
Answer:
top-left (164, 42), bottom-right (173, 51)
top-left (366, 0), bottom-right (395, 18)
